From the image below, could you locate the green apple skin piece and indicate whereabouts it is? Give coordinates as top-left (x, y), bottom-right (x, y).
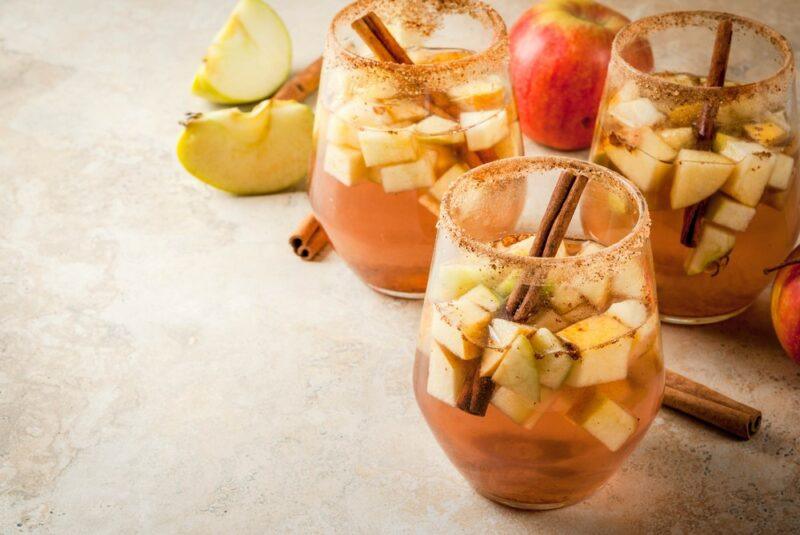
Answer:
top-left (637, 127), bottom-right (677, 162)
top-left (177, 99), bottom-right (313, 195)
top-left (606, 144), bottom-right (673, 193)
top-left (658, 127), bottom-right (695, 150)
top-left (611, 258), bottom-right (647, 300)
top-left (559, 315), bottom-right (633, 387)
top-left (489, 318), bottom-right (536, 349)
top-left (192, 0), bottom-right (291, 104)
top-left (669, 149), bottom-right (735, 209)
top-left (494, 269), bottom-right (521, 298)
top-left (608, 98), bottom-right (665, 129)
top-left (491, 386), bottom-right (540, 425)
top-left (714, 134), bottom-right (777, 206)
top-left (530, 328), bottom-right (574, 389)
top-left (458, 284), bottom-right (502, 313)
top-left (427, 342), bottom-right (471, 407)
top-left (572, 395), bottom-right (638, 452)
top-left (768, 153), bottom-right (795, 191)
top-left (684, 223), bottom-right (736, 276)
top-left (705, 195), bottom-right (756, 232)
top-left (491, 335), bottom-right (540, 402)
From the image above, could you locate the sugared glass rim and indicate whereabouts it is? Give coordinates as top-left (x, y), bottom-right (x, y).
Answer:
top-left (611, 11), bottom-right (795, 101)
top-left (438, 156), bottom-right (651, 275)
top-left (326, 0), bottom-right (508, 86)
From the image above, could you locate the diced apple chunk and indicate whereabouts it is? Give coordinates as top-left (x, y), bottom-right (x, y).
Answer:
top-left (530, 308), bottom-right (569, 332)
top-left (427, 343), bottom-right (471, 407)
top-left (743, 122), bottom-right (787, 146)
top-left (658, 127), bottom-right (695, 150)
top-left (432, 301), bottom-right (491, 360)
top-left (489, 319), bottom-right (536, 349)
top-left (572, 395), bottom-right (638, 451)
top-left (461, 109), bottom-right (509, 151)
top-left (609, 98), bottom-right (665, 129)
top-left (386, 100), bottom-right (429, 123)
top-left (605, 300), bottom-right (648, 330)
top-left (530, 328), bottom-right (574, 389)
top-left (434, 263), bottom-right (487, 301)
top-left (706, 195), bottom-right (756, 232)
top-left (326, 114), bottom-right (360, 148)
top-left (714, 134), bottom-right (777, 206)
top-left (629, 313), bottom-right (659, 362)
top-left (606, 144), bottom-right (673, 193)
top-left (491, 386), bottom-right (539, 424)
top-left (560, 315), bottom-right (633, 387)
top-left (479, 347), bottom-right (506, 377)
top-left (492, 335), bottom-right (540, 402)
top-left (768, 153), bottom-right (795, 191)
top-left (380, 157), bottom-right (436, 193)
top-left (611, 258), bottom-right (647, 300)
top-left (670, 149), bottom-right (735, 209)
top-left (448, 76), bottom-right (506, 111)
top-left (494, 121), bottom-right (523, 159)
top-left (414, 115), bottom-right (465, 145)
top-left (548, 284), bottom-right (585, 315)
top-left (637, 127), bottom-right (677, 162)
top-left (458, 284), bottom-right (501, 313)
top-left (324, 144), bottom-right (368, 186)
top-left (575, 274), bottom-right (611, 310)
top-left (684, 223), bottom-right (736, 276)
top-left (358, 128), bottom-right (417, 167)
top-left (418, 193), bottom-right (440, 216)
top-left (562, 304), bottom-right (597, 325)
top-left (337, 99), bottom-right (393, 128)
top-left (429, 163), bottom-right (468, 201)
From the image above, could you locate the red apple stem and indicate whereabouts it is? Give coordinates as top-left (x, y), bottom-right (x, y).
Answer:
top-left (763, 257), bottom-right (800, 275)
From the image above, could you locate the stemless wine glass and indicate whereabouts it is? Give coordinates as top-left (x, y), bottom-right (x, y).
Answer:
top-left (413, 156), bottom-right (664, 509)
top-left (309, 0), bottom-right (522, 298)
top-left (590, 11), bottom-right (799, 323)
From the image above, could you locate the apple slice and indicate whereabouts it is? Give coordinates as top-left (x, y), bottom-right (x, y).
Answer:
top-left (562, 304), bottom-right (598, 325)
top-left (177, 99), bottom-right (313, 194)
top-left (480, 347), bottom-right (506, 377)
top-left (494, 121), bottom-right (524, 159)
top-left (629, 313), bottom-right (659, 362)
top-left (380, 157), bottom-right (436, 193)
top-left (548, 284), bottom-right (585, 315)
top-left (429, 163), bottom-right (468, 201)
top-left (337, 99), bottom-right (394, 128)
top-left (461, 110), bottom-right (509, 151)
top-left (385, 100), bottom-right (429, 123)
top-left (323, 143), bottom-right (369, 187)
top-left (571, 394), bottom-right (638, 451)
top-left (434, 263), bottom-right (489, 301)
top-left (684, 223), bottom-right (736, 276)
top-left (492, 335), bottom-right (540, 402)
top-left (609, 98), bottom-right (665, 129)
top-left (606, 144), bottom-right (673, 193)
top-left (637, 127), bottom-right (678, 162)
top-left (658, 127), bottom-right (695, 150)
top-left (706, 194), bottom-right (757, 232)
top-left (505, 236), bottom-right (568, 258)
top-left (358, 128), bottom-right (418, 167)
top-left (432, 301), bottom-right (491, 360)
top-left (611, 258), bottom-right (647, 300)
top-left (489, 319), bottom-right (536, 348)
top-left (458, 284), bottom-right (501, 313)
top-left (714, 134), bottom-right (777, 206)
top-left (669, 149), bottom-right (735, 209)
top-left (414, 115), bottom-right (465, 145)
top-left (605, 300), bottom-right (648, 330)
top-left (768, 153), bottom-right (795, 191)
top-left (427, 342), bottom-right (472, 407)
top-left (560, 315), bottom-right (633, 387)
top-left (530, 328), bottom-right (574, 389)
top-left (491, 386), bottom-right (540, 425)
top-left (743, 121), bottom-right (788, 147)
top-left (191, 0), bottom-right (291, 104)
top-left (326, 114), bottom-right (360, 148)
top-left (448, 75), bottom-right (506, 111)
top-left (494, 269), bottom-right (521, 298)
top-left (574, 273), bottom-right (611, 310)
top-left (530, 308), bottom-right (569, 332)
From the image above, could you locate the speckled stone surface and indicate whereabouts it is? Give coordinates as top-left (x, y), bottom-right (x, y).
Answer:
top-left (1, 0), bottom-right (799, 533)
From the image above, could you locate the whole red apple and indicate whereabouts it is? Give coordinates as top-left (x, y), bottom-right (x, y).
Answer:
top-left (510, 0), bottom-right (632, 150)
top-left (770, 246), bottom-right (800, 365)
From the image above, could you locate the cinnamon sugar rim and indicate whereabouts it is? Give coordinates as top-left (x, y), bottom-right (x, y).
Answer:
top-left (612, 11), bottom-right (795, 99)
top-left (327, 0), bottom-right (508, 82)
top-left (438, 157), bottom-right (651, 280)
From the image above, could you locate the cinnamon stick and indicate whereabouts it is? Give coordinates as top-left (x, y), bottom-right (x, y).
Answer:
top-left (680, 18), bottom-right (733, 248)
top-left (290, 213), bottom-right (319, 252)
top-left (298, 226), bottom-right (329, 260)
top-left (663, 369), bottom-right (761, 439)
top-left (274, 56), bottom-right (324, 101)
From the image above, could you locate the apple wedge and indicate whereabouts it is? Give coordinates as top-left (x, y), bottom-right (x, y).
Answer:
top-left (427, 343), bottom-right (472, 407)
top-left (559, 315), bottom-right (633, 387)
top-left (192, 0), bottom-right (291, 104)
top-left (608, 98), bottom-right (665, 129)
top-left (669, 149), bottom-right (735, 209)
top-left (491, 386), bottom-right (540, 425)
top-left (433, 263), bottom-right (489, 301)
top-left (605, 300), bottom-right (648, 330)
top-left (714, 134), bottom-right (777, 206)
top-left (530, 308), bottom-right (569, 332)
top-left (684, 223), bottom-right (736, 276)
top-left (606, 144), bottom-right (673, 193)
top-left (636, 127), bottom-right (677, 162)
top-left (461, 109), bottom-right (509, 151)
top-left (458, 284), bottom-right (502, 313)
top-left (571, 394), bottom-right (638, 451)
top-left (611, 258), bottom-right (647, 300)
top-left (379, 157), bottom-right (436, 193)
top-left (324, 143), bottom-right (369, 186)
top-left (530, 328), bottom-right (574, 389)
top-left (177, 99), bottom-right (313, 194)
top-left (492, 334), bottom-right (540, 402)
top-left (489, 319), bottom-right (536, 348)
top-left (414, 115), bottom-right (465, 145)
top-left (768, 153), bottom-right (795, 191)
top-left (432, 300), bottom-right (491, 360)
top-left (705, 194), bottom-right (756, 232)
top-left (657, 127), bottom-right (695, 151)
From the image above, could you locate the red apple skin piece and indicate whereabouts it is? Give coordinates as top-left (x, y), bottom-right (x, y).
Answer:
top-left (510, 1), bottom-right (648, 150)
top-left (771, 246), bottom-right (800, 365)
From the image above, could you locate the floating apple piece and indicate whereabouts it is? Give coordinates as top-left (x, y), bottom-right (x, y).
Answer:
top-left (177, 99), bottom-right (313, 194)
top-left (192, 0), bottom-right (291, 104)
top-left (768, 246), bottom-right (800, 365)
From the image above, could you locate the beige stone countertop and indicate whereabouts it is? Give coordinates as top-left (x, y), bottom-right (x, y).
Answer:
top-left (2, 0), bottom-right (799, 532)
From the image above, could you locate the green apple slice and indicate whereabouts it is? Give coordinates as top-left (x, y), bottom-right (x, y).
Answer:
top-left (637, 127), bottom-right (677, 162)
top-left (494, 269), bottom-right (521, 298)
top-left (177, 99), bottom-right (312, 194)
top-left (530, 328), bottom-right (574, 389)
top-left (491, 386), bottom-right (540, 424)
top-left (560, 315), bottom-right (633, 387)
top-left (427, 343), bottom-right (471, 407)
top-left (192, 0), bottom-right (291, 104)
top-left (530, 308), bottom-right (569, 332)
top-left (706, 194), bottom-right (756, 232)
top-left (489, 319), bottom-right (536, 349)
top-left (669, 149), bottom-right (735, 209)
top-left (768, 153), bottom-right (795, 191)
top-left (609, 98), bottom-right (665, 129)
top-left (432, 301), bottom-right (491, 360)
top-left (658, 127), bottom-right (695, 150)
top-left (684, 223), bottom-right (736, 276)
top-left (714, 134), bottom-right (777, 206)
top-left (324, 144), bottom-right (368, 186)
top-left (572, 394), bottom-right (638, 451)
top-left (492, 335), bottom-right (540, 402)
top-left (458, 284), bottom-right (501, 313)
top-left (480, 347), bottom-right (506, 377)
top-left (433, 263), bottom-right (488, 301)
top-left (429, 163), bottom-right (468, 200)
top-left (606, 144), bottom-right (673, 193)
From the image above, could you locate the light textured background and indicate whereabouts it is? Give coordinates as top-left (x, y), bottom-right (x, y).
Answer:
top-left (1, 0), bottom-right (799, 533)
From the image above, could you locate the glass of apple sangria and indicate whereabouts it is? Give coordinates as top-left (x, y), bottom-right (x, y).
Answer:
top-left (413, 156), bottom-right (664, 509)
top-left (590, 11), bottom-right (798, 323)
top-left (309, 0), bottom-right (522, 298)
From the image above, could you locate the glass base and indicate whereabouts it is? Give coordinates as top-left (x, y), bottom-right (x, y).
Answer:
top-left (368, 284), bottom-right (425, 300)
top-left (660, 303), bottom-right (751, 325)
top-left (478, 490), bottom-right (570, 511)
